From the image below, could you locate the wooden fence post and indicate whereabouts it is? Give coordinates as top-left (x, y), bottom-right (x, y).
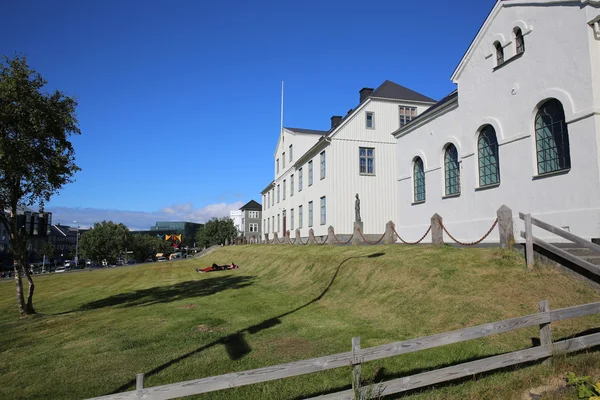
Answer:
top-left (352, 337), bottom-right (362, 395)
top-left (525, 213), bottom-right (534, 270)
top-left (538, 300), bottom-right (552, 365)
top-left (136, 373), bottom-right (144, 396)
top-left (497, 205), bottom-right (514, 249)
top-left (431, 213), bottom-right (443, 245)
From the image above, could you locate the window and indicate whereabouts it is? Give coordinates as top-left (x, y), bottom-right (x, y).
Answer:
top-left (277, 158), bottom-right (279, 173)
top-left (291, 174), bottom-right (294, 196)
top-left (272, 216), bottom-right (274, 232)
top-left (535, 99), bottom-right (571, 174)
top-left (366, 112), bottom-right (374, 128)
top-left (289, 145), bottom-right (293, 162)
top-left (282, 152), bottom-right (286, 168)
top-left (271, 189), bottom-right (274, 205)
top-left (495, 42), bottom-right (504, 65)
top-left (283, 180), bottom-right (286, 200)
top-left (249, 211), bottom-right (259, 219)
top-left (290, 208), bottom-right (294, 230)
top-left (413, 157), bottom-right (426, 202)
top-left (249, 223), bottom-right (258, 232)
top-left (277, 214), bottom-right (280, 232)
top-left (265, 219), bottom-right (267, 234)
top-left (444, 144), bottom-right (460, 196)
top-left (299, 205), bottom-right (303, 229)
top-left (277, 184), bottom-right (280, 203)
top-left (359, 147), bottom-right (375, 175)
top-left (320, 196), bottom-right (326, 225)
top-left (299, 168), bottom-right (303, 191)
top-left (400, 106), bottom-right (417, 127)
top-left (478, 126), bottom-right (500, 186)
top-left (515, 28), bottom-right (525, 54)
top-left (308, 201), bottom-right (313, 227)
top-left (263, 195), bottom-right (266, 210)
top-left (320, 151), bottom-right (326, 179)
top-left (308, 161), bottom-right (313, 186)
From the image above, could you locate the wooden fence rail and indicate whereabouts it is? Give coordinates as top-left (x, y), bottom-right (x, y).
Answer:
top-left (87, 300), bottom-right (600, 400)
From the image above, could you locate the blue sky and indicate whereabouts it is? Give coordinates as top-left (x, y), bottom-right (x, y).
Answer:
top-left (1, 0), bottom-right (495, 229)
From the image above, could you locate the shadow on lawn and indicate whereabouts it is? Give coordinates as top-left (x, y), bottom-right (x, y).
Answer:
top-left (109, 252), bottom-right (385, 395)
top-left (78, 275), bottom-right (255, 310)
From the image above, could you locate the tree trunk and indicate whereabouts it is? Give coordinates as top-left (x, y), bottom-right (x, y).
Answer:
top-left (24, 267), bottom-right (35, 314)
top-left (13, 259), bottom-right (27, 317)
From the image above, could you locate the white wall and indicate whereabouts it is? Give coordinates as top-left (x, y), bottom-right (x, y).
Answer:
top-left (230, 210), bottom-right (243, 235)
top-left (395, 2), bottom-right (600, 243)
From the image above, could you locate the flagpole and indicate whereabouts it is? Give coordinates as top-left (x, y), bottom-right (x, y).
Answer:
top-left (280, 80), bottom-right (284, 134)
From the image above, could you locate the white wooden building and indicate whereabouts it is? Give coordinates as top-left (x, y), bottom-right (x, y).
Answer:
top-left (393, 0), bottom-right (600, 242)
top-left (261, 81), bottom-right (436, 238)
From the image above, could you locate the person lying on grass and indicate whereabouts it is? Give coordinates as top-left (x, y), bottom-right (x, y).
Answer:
top-left (196, 263), bottom-right (239, 274)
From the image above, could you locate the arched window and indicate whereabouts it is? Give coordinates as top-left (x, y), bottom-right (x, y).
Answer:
top-left (444, 144), bottom-right (460, 196)
top-left (478, 126), bottom-right (500, 186)
top-left (535, 99), bottom-right (571, 174)
top-left (495, 42), bottom-right (504, 65)
top-left (515, 28), bottom-right (525, 54)
top-left (413, 157), bottom-right (425, 202)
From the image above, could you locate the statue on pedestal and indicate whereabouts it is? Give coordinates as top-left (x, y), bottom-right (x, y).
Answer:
top-left (355, 193), bottom-right (361, 223)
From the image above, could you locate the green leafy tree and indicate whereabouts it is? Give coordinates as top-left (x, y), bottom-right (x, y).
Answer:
top-left (40, 241), bottom-right (55, 263)
top-left (130, 234), bottom-right (173, 262)
top-left (79, 221), bottom-right (130, 265)
top-left (0, 55), bottom-right (80, 316)
top-left (196, 217), bottom-right (237, 248)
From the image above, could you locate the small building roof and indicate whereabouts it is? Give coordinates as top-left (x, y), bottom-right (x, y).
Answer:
top-left (240, 200), bottom-right (262, 211)
top-left (284, 127), bottom-right (328, 136)
top-left (370, 80), bottom-right (437, 103)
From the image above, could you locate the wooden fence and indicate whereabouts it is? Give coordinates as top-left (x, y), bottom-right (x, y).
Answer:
top-left (519, 212), bottom-right (600, 278)
top-left (87, 300), bottom-right (600, 400)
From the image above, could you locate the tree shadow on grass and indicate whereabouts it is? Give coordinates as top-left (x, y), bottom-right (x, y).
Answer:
top-left (108, 252), bottom-right (385, 395)
top-left (78, 275), bottom-right (255, 310)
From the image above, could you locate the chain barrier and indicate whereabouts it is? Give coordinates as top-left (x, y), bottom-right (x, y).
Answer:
top-left (392, 226), bottom-right (431, 245)
top-left (300, 237), bottom-right (310, 245)
top-left (357, 229), bottom-right (386, 245)
top-left (332, 229), bottom-right (353, 245)
top-left (440, 218), bottom-right (498, 246)
top-left (316, 235), bottom-right (329, 245)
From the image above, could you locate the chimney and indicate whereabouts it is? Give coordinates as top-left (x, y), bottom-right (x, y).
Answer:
top-left (359, 87), bottom-right (374, 103)
top-left (330, 116), bottom-right (343, 129)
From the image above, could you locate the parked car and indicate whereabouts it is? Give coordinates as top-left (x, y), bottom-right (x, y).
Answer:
top-left (63, 260), bottom-right (72, 268)
top-left (157, 257), bottom-right (167, 262)
top-left (144, 258), bottom-right (153, 263)
top-left (126, 260), bottom-right (136, 265)
top-left (55, 267), bottom-right (66, 273)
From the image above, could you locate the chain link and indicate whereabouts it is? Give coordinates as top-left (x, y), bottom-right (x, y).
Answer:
top-left (316, 235), bottom-right (329, 245)
top-left (332, 229), bottom-right (353, 245)
top-left (440, 218), bottom-right (498, 246)
top-left (393, 226), bottom-right (432, 245)
top-left (357, 229), bottom-right (386, 245)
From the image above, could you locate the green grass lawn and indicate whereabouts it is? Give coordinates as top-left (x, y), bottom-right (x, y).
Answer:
top-left (1, 245), bottom-right (599, 400)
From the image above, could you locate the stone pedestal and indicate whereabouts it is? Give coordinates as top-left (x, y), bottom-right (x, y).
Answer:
top-left (327, 226), bottom-right (335, 245)
top-left (431, 214), bottom-right (443, 245)
top-left (285, 230), bottom-right (291, 245)
top-left (497, 205), bottom-right (514, 249)
top-left (352, 221), bottom-right (364, 246)
top-left (384, 221), bottom-right (397, 244)
top-left (264, 233), bottom-right (269, 244)
top-left (273, 232), bottom-right (280, 244)
top-left (295, 229), bottom-right (301, 245)
top-left (308, 229), bottom-right (317, 245)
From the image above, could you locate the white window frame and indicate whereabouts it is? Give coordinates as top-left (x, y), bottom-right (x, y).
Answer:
top-left (291, 174), bottom-right (294, 196)
top-left (249, 223), bottom-right (258, 232)
top-left (308, 201), bottom-right (313, 227)
top-left (299, 205), bottom-right (303, 229)
top-left (359, 147), bottom-right (375, 175)
top-left (308, 161), bottom-right (313, 186)
top-left (299, 168), bottom-right (303, 191)
top-left (399, 106), bottom-right (417, 127)
top-left (320, 196), bottom-right (326, 225)
top-left (320, 151), bottom-right (326, 180)
top-left (366, 112), bottom-right (374, 129)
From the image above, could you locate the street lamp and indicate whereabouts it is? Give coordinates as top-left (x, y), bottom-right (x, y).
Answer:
top-left (73, 220), bottom-right (79, 267)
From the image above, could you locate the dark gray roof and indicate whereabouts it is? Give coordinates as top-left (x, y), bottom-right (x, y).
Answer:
top-left (397, 90), bottom-right (458, 132)
top-left (240, 200), bottom-right (262, 211)
top-left (284, 127), bottom-right (328, 135)
top-left (370, 80), bottom-right (437, 103)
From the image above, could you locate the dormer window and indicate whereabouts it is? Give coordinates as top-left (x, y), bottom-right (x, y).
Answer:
top-left (494, 42), bottom-right (504, 65)
top-left (515, 28), bottom-right (525, 54)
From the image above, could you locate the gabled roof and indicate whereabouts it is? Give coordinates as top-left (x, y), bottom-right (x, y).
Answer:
top-left (370, 80), bottom-right (436, 103)
top-left (284, 127), bottom-right (328, 136)
top-left (240, 200), bottom-right (262, 211)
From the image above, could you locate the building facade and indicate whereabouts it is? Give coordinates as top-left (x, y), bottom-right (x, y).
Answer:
top-left (1, 207), bottom-right (53, 264)
top-left (393, 0), bottom-right (600, 242)
top-left (239, 200), bottom-right (262, 241)
top-left (229, 210), bottom-right (243, 235)
top-left (261, 81), bottom-right (436, 238)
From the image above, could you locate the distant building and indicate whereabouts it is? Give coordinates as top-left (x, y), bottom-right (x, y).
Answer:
top-left (132, 221), bottom-right (203, 247)
top-left (239, 200), bottom-right (262, 241)
top-left (1, 207), bottom-right (53, 264)
top-left (49, 224), bottom-right (79, 262)
top-left (229, 210), bottom-right (243, 235)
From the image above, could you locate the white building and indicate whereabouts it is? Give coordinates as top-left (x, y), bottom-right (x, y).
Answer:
top-left (229, 210), bottom-right (242, 235)
top-left (393, 0), bottom-right (600, 242)
top-left (261, 81), bottom-right (436, 238)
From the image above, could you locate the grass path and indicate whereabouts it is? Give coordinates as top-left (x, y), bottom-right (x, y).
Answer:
top-left (0, 245), bottom-right (599, 399)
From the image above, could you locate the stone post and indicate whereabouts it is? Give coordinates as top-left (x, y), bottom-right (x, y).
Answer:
top-left (273, 232), bottom-right (280, 244)
top-left (497, 205), bottom-right (514, 249)
top-left (264, 233), bottom-right (269, 244)
top-left (352, 221), bottom-right (364, 246)
top-left (285, 230), bottom-right (291, 245)
top-left (384, 221), bottom-right (397, 244)
top-left (327, 226), bottom-right (335, 245)
top-left (308, 228), bottom-right (317, 245)
top-left (295, 229), bottom-right (301, 245)
top-left (431, 213), bottom-right (443, 245)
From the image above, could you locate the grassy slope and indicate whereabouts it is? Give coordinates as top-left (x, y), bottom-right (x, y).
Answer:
top-left (0, 245), bottom-right (599, 400)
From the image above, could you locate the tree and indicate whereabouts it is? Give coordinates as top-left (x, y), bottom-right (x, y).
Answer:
top-left (79, 221), bottom-right (129, 265)
top-left (0, 55), bottom-right (80, 316)
top-left (196, 217), bottom-right (237, 248)
top-left (130, 234), bottom-right (173, 263)
top-left (40, 241), bottom-right (55, 263)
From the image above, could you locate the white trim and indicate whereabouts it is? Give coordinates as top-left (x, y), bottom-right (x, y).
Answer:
top-left (392, 95), bottom-right (459, 138)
